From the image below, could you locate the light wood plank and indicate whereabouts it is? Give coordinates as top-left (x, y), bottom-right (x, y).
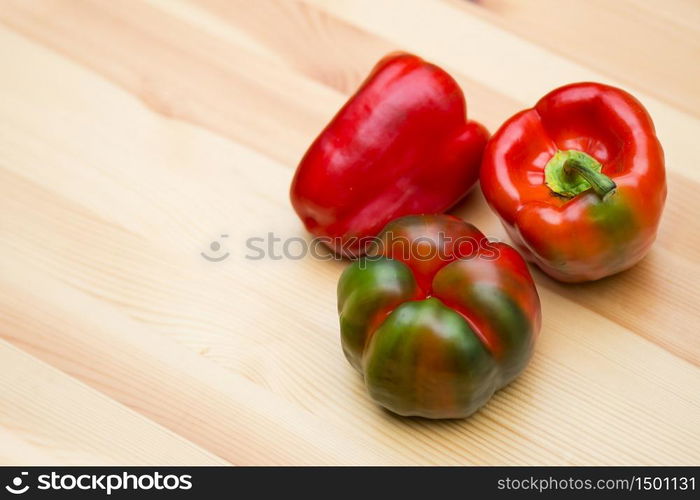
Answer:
top-left (452, 0), bottom-right (700, 117)
top-left (0, 341), bottom-right (225, 465)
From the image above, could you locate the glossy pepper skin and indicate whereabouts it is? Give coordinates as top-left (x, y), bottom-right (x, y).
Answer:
top-left (291, 53), bottom-right (489, 257)
top-left (481, 82), bottom-right (666, 282)
top-left (337, 215), bottom-right (541, 418)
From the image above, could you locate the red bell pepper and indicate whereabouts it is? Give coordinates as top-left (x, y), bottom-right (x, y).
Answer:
top-left (291, 53), bottom-right (489, 257)
top-left (480, 83), bottom-right (666, 282)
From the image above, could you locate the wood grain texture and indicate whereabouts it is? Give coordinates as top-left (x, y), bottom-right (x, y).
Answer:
top-left (0, 0), bottom-right (698, 465)
top-left (0, 340), bottom-right (224, 465)
top-left (454, 0), bottom-right (700, 118)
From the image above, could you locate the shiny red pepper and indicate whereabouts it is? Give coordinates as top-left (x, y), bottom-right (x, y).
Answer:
top-left (291, 53), bottom-right (489, 257)
top-left (480, 82), bottom-right (666, 282)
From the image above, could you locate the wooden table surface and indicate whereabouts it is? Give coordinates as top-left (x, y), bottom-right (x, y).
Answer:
top-left (0, 0), bottom-right (699, 465)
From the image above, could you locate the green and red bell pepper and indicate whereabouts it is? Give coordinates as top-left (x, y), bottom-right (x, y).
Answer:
top-left (338, 215), bottom-right (541, 418)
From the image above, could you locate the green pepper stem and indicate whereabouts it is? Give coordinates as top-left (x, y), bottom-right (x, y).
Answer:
top-left (563, 159), bottom-right (616, 200)
top-left (544, 150), bottom-right (616, 200)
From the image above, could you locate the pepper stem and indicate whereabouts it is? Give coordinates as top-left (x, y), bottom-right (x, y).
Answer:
top-left (544, 150), bottom-right (616, 200)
